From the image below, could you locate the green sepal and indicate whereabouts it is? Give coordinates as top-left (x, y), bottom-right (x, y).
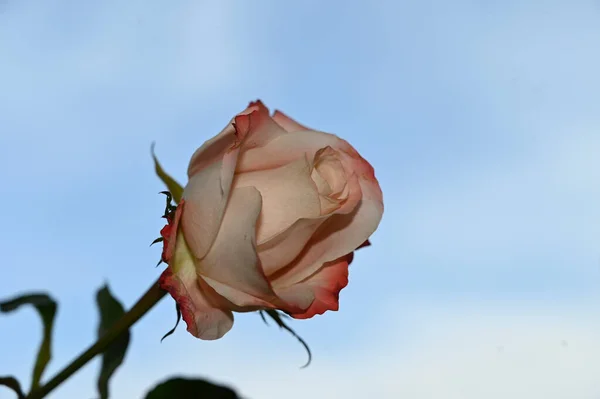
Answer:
top-left (151, 143), bottom-right (183, 204)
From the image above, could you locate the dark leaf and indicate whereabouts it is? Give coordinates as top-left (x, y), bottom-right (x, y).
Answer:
top-left (264, 310), bottom-right (312, 368)
top-left (144, 377), bottom-right (240, 399)
top-left (151, 143), bottom-right (183, 204)
top-left (0, 376), bottom-right (25, 399)
top-left (160, 304), bottom-right (181, 342)
top-left (96, 285), bottom-right (130, 399)
top-left (0, 293), bottom-right (57, 392)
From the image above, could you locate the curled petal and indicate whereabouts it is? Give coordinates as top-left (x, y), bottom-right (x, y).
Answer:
top-left (265, 135), bottom-right (382, 288)
top-left (234, 157), bottom-right (321, 243)
top-left (237, 128), bottom-right (382, 211)
top-left (237, 101), bottom-right (288, 150)
top-left (256, 151), bottom-right (363, 277)
top-left (237, 129), bottom-right (332, 173)
top-left (257, 217), bottom-right (327, 277)
top-left (271, 193), bottom-right (382, 290)
top-left (281, 255), bottom-right (351, 320)
top-left (186, 100), bottom-right (273, 177)
top-left (256, 171), bottom-right (360, 277)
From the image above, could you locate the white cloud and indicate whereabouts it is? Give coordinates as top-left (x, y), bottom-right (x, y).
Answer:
top-left (42, 299), bottom-right (600, 399)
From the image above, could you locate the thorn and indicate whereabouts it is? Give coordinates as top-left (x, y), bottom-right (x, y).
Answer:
top-left (259, 311), bottom-right (269, 325)
top-left (150, 237), bottom-right (164, 247)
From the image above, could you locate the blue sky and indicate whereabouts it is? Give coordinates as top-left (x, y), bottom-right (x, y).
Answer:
top-left (2, 1), bottom-right (600, 398)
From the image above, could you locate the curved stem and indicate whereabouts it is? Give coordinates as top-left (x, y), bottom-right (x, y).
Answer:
top-left (28, 278), bottom-right (167, 399)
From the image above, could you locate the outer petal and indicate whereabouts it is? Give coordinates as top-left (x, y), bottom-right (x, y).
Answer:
top-left (186, 100), bottom-right (277, 176)
top-left (272, 109), bottom-right (310, 132)
top-left (182, 102), bottom-right (288, 260)
top-left (159, 231), bottom-right (234, 340)
top-left (182, 149), bottom-right (238, 260)
top-left (282, 254), bottom-right (351, 320)
top-left (182, 116), bottom-right (243, 260)
top-left (196, 186), bottom-right (286, 309)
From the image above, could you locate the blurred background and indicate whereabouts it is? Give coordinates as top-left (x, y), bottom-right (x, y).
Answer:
top-left (2, 0), bottom-right (600, 398)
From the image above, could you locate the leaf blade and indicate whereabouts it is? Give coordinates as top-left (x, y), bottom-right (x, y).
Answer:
top-left (95, 285), bottom-right (130, 399)
top-left (0, 293), bottom-right (57, 393)
top-left (144, 377), bottom-right (239, 399)
top-left (0, 376), bottom-right (25, 399)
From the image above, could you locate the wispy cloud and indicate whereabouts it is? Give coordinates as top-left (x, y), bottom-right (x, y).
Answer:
top-left (41, 299), bottom-right (600, 399)
top-left (2, 1), bottom-right (600, 398)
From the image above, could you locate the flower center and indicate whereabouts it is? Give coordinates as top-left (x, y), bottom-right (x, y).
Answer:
top-left (311, 146), bottom-right (349, 214)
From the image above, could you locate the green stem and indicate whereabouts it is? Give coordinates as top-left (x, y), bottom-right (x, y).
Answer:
top-left (28, 278), bottom-right (167, 399)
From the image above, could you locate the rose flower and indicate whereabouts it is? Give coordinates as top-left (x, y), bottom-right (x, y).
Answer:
top-left (159, 101), bottom-right (383, 340)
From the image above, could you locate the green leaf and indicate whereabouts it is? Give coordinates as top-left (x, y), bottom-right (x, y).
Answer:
top-left (0, 376), bottom-right (25, 399)
top-left (151, 143), bottom-right (183, 203)
top-left (0, 293), bottom-right (57, 393)
top-left (144, 377), bottom-right (240, 399)
top-left (262, 310), bottom-right (312, 368)
top-left (96, 285), bottom-right (130, 399)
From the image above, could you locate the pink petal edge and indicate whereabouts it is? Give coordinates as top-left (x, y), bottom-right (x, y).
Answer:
top-left (287, 254), bottom-right (351, 320)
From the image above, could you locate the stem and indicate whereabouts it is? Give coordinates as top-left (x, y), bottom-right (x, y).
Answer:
top-left (28, 278), bottom-right (167, 399)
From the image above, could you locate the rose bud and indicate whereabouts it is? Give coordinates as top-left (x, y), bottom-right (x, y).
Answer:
top-left (159, 100), bottom-right (383, 340)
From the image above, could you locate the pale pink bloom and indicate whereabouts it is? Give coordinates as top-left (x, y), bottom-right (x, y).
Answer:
top-left (159, 101), bottom-right (383, 340)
